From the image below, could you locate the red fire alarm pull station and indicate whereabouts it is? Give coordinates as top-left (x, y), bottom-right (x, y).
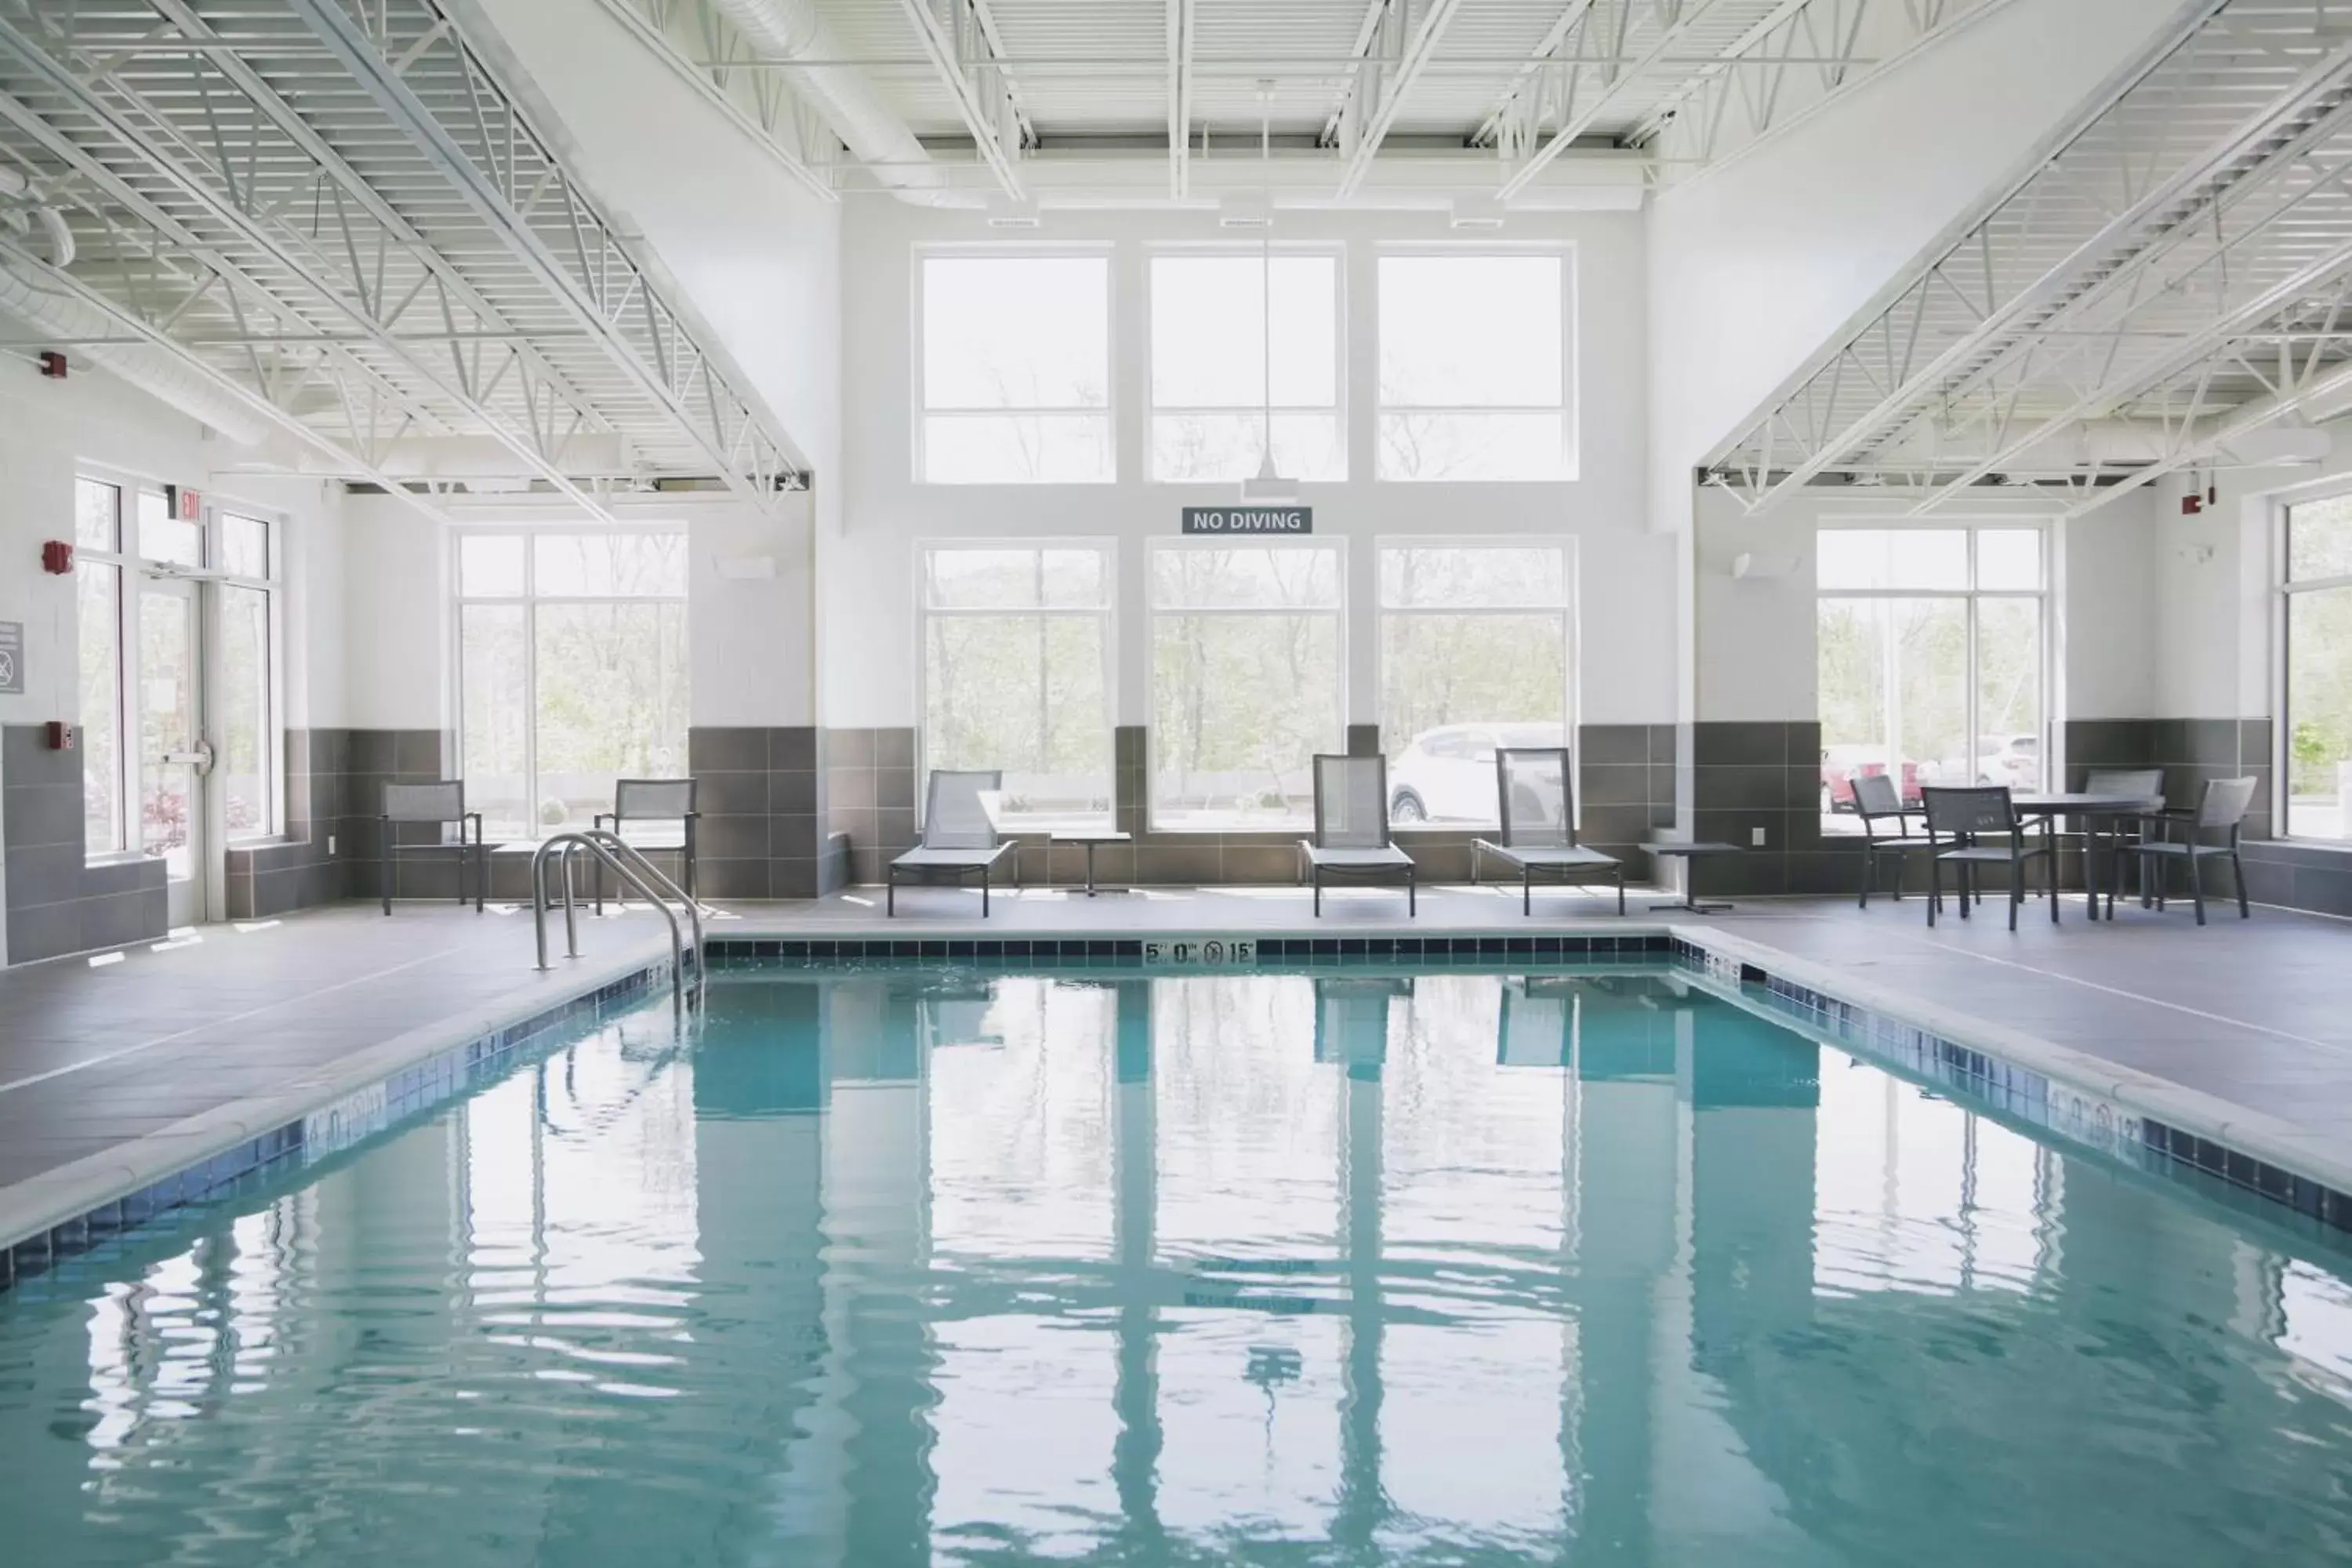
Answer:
top-left (43, 722), bottom-right (74, 752)
top-left (41, 540), bottom-right (73, 574)
top-left (37, 350), bottom-right (66, 379)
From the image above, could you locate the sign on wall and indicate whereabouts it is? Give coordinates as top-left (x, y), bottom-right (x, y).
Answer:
top-left (0, 621), bottom-right (21, 695)
top-left (1181, 506), bottom-right (1312, 535)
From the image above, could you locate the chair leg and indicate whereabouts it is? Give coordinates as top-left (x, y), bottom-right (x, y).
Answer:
top-left (1523, 869), bottom-right (1531, 917)
top-left (1406, 873), bottom-right (1416, 919)
top-left (1313, 871), bottom-right (1322, 917)
top-left (2233, 848), bottom-right (2250, 918)
top-left (1859, 846), bottom-right (1871, 909)
top-left (2007, 859), bottom-right (2020, 932)
top-left (1927, 862), bottom-right (1939, 927)
top-left (2188, 852), bottom-right (2205, 926)
top-left (886, 870), bottom-right (896, 916)
top-left (1616, 867), bottom-right (1625, 917)
top-left (982, 868), bottom-right (990, 918)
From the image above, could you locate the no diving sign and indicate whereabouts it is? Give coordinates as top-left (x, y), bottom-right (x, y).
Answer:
top-left (0, 621), bottom-right (20, 695)
top-left (1181, 506), bottom-right (1311, 535)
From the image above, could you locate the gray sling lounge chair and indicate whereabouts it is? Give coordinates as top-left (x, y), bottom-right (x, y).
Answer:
top-left (1471, 747), bottom-right (1624, 914)
top-left (1298, 753), bottom-right (1417, 916)
top-left (887, 769), bottom-right (1019, 916)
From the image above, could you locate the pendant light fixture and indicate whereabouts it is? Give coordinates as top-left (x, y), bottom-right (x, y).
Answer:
top-left (1241, 82), bottom-right (1296, 506)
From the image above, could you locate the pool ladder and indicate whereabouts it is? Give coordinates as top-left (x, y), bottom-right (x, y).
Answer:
top-left (531, 830), bottom-right (706, 1014)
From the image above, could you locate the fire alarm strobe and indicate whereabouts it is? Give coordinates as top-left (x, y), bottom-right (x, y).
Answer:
top-left (37, 350), bottom-right (65, 379)
top-left (43, 722), bottom-right (74, 752)
top-left (41, 539), bottom-right (73, 574)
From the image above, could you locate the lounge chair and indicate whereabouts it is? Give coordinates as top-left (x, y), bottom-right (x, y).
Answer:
top-left (1298, 753), bottom-right (1417, 916)
top-left (1471, 746), bottom-right (1624, 914)
top-left (887, 770), bottom-right (1019, 916)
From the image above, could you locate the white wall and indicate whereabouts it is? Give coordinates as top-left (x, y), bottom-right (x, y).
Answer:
top-left (1646, 0), bottom-right (2188, 538)
top-left (829, 201), bottom-right (1672, 731)
top-left (341, 494), bottom-right (448, 731)
top-left (1690, 485), bottom-right (2165, 728)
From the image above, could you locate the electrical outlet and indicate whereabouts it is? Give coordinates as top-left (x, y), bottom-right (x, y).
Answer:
top-left (1750, 826), bottom-right (1767, 847)
top-left (327, 834), bottom-right (337, 855)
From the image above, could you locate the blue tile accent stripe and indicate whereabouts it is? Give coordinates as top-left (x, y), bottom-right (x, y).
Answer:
top-left (699, 932), bottom-right (1678, 967)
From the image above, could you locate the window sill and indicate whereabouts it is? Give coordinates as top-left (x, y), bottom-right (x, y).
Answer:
top-left (82, 851), bottom-right (159, 869)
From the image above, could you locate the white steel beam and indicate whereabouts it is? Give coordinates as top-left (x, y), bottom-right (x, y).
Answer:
top-left (1705, 2), bottom-right (2352, 507)
top-left (1168, 0), bottom-right (1195, 199)
top-left (592, 0), bottom-right (840, 201)
top-left (0, 234), bottom-right (447, 522)
top-left (894, 0), bottom-right (1025, 196)
top-left (0, 9), bottom-right (622, 520)
top-left (288, 0), bottom-right (800, 507)
top-left (1494, 0), bottom-right (1739, 201)
top-left (1336, 0), bottom-right (1468, 198)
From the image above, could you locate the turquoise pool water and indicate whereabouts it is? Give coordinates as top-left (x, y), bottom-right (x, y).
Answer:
top-left (4, 965), bottom-right (2352, 1565)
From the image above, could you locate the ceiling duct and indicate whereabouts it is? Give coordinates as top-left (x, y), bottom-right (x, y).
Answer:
top-left (0, 177), bottom-right (274, 448)
top-left (709, 0), bottom-right (940, 193)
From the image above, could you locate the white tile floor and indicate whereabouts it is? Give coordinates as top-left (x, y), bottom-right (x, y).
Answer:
top-left (2, 884), bottom-right (2347, 1236)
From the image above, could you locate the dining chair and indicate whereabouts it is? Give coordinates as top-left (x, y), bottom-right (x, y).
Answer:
top-left (1922, 785), bottom-right (2057, 931)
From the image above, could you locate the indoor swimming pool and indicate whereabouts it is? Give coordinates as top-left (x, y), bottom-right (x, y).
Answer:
top-left (3, 962), bottom-right (2350, 1565)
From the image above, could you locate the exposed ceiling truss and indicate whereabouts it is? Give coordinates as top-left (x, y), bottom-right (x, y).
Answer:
top-left (1706, 0), bottom-right (2352, 517)
top-left (591, 0), bottom-right (2005, 204)
top-left (0, 0), bottom-right (800, 507)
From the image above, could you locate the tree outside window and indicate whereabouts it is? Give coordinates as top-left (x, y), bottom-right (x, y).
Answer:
top-left (2284, 494), bottom-right (2352, 839)
top-left (456, 530), bottom-right (688, 838)
top-left (1816, 528), bottom-right (2046, 830)
top-left (920, 544), bottom-right (1114, 829)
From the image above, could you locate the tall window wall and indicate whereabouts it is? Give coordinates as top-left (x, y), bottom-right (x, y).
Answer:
top-left (1816, 527), bottom-right (2047, 827)
top-left (1149, 542), bottom-right (1342, 830)
top-left (2282, 492), bottom-right (2352, 840)
top-left (920, 543), bottom-right (1115, 829)
top-left (456, 530), bottom-right (688, 838)
top-left (1378, 543), bottom-right (1572, 826)
top-left (919, 252), bottom-right (1112, 484)
top-left (1149, 250), bottom-right (1343, 482)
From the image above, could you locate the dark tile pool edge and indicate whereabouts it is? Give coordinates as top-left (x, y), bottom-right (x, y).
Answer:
top-left (701, 931), bottom-right (1679, 967)
top-left (1668, 935), bottom-right (2352, 1240)
top-left (0, 958), bottom-right (675, 1291)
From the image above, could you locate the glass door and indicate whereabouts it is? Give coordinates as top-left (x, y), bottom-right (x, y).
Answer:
top-left (140, 575), bottom-right (209, 927)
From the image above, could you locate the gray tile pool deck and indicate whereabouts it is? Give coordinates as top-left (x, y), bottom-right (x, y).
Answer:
top-left (2, 884), bottom-right (2348, 1246)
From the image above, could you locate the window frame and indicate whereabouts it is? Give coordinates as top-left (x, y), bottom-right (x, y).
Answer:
top-left (1374, 535), bottom-right (1577, 829)
top-left (1145, 535), bottom-right (1348, 834)
top-left (450, 523), bottom-right (691, 840)
top-left (912, 243), bottom-right (1119, 486)
top-left (2277, 490), bottom-right (2352, 843)
top-left (73, 476), bottom-right (132, 859)
top-left (1374, 243), bottom-right (1578, 484)
top-left (74, 474), bottom-right (288, 859)
top-left (1144, 241), bottom-right (1348, 485)
top-left (913, 536), bottom-right (1120, 832)
top-left (1813, 523), bottom-right (2052, 830)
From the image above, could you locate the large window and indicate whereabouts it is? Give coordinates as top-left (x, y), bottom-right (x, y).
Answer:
top-left (74, 478), bottom-right (127, 856)
top-left (1377, 252), bottom-right (1570, 481)
top-left (216, 512), bottom-right (276, 841)
top-left (1150, 542), bottom-right (1342, 830)
top-left (1378, 543), bottom-right (1572, 826)
top-left (456, 530), bottom-right (688, 838)
top-left (1149, 251), bottom-right (1343, 483)
top-left (2283, 493), bottom-right (2352, 840)
top-left (920, 253), bottom-right (1112, 484)
top-left (920, 543), bottom-right (1114, 829)
top-left (1816, 528), bottom-right (2046, 829)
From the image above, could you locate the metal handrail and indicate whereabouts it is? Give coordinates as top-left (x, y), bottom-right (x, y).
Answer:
top-left (572, 828), bottom-right (706, 964)
top-left (530, 832), bottom-right (701, 1014)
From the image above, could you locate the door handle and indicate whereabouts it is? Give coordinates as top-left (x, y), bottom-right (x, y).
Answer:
top-left (162, 741), bottom-right (216, 775)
